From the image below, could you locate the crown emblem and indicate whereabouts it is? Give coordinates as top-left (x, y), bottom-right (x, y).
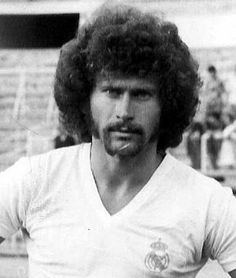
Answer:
top-left (145, 238), bottom-right (170, 273)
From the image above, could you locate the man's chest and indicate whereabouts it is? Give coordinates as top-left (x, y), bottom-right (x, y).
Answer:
top-left (25, 198), bottom-right (206, 278)
top-left (98, 185), bottom-right (145, 216)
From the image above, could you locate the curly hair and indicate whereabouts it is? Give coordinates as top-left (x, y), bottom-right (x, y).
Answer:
top-left (54, 4), bottom-right (201, 151)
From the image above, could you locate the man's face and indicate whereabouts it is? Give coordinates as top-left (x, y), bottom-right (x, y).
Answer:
top-left (90, 75), bottom-right (161, 157)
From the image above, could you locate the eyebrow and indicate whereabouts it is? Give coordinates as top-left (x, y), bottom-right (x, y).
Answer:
top-left (131, 88), bottom-right (156, 95)
top-left (99, 82), bottom-right (157, 92)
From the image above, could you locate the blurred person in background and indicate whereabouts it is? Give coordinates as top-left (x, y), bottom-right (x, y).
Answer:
top-left (205, 65), bottom-right (228, 118)
top-left (186, 121), bottom-right (205, 169)
top-left (205, 112), bottom-right (223, 169)
top-left (0, 3), bottom-right (236, 278)
top-left (226, 65), bottom-right (236, 106)
top-left (218, 110), bottom-right (236, 169)
top-left (203, 65), bottom-right (227, 170)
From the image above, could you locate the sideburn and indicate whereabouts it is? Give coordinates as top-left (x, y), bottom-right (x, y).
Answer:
top-left (79, 101), bottom-right (95, 141)
top-left (88, 106), bottom-right (100, 139)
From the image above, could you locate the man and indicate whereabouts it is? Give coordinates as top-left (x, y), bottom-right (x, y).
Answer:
top-left (204, 65), bottom-right (227, 129)
top-left (203, 65), bottom-right (227, 169)
top-left (1, 4), bottom-right (236, 278)
top-left (186, 121), bottom-right (204, 169)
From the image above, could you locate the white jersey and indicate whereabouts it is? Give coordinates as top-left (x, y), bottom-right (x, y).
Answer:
top-left (0, 143), bottom-right (236, 277)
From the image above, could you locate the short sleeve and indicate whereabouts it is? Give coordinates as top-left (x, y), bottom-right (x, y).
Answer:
top-left (204, 185), bottom-right (236, 272)
top-left (0, 158), bottom-right (32, 239)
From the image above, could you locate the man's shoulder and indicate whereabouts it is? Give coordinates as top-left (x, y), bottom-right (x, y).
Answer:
top-left (166, 155), bottom-right (235, 214)
top-left (32, 143), bottom-right (88, 159)
top-left (28, 143), bottom-right (90, 171)
top-left (167, 153), bottom-right (224, 194)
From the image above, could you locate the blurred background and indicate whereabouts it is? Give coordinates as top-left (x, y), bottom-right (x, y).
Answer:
top-left (0, 0), bottom-right (235, 277)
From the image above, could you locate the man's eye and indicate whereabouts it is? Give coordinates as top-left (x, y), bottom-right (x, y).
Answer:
top-left (104, 88), bottom-right (122, 97)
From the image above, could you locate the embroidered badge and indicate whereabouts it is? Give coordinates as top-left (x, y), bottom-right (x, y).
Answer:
top-left (145, 238), bottom-right (170, 273)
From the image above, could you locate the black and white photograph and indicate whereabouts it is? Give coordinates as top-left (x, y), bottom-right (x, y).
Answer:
top-left (0, 0), bottom-right (236, 277)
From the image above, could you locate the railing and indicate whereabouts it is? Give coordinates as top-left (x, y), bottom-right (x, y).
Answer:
top-left (0, 67), bottom-right (57, 123)
top-left (0, 66), bottom-right (58, 171)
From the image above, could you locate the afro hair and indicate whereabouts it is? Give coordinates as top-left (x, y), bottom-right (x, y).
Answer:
top-left (54, 4), bottom-right (201, 151)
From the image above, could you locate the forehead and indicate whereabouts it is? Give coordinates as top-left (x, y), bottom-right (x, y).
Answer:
top-left (95, 74), bottom-right (158, 92)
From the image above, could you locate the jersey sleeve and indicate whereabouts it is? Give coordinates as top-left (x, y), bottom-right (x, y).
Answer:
top-left (204, 184), bottom-right (236, 273)
top-left (0, 157), bottom-right (32, 239)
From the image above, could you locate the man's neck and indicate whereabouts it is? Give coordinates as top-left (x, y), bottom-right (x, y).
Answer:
top-left (90, 139), bottom-right (164, 191)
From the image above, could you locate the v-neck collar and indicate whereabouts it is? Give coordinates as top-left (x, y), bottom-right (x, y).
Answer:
top-left (80, 143), bottom-right (173, 225)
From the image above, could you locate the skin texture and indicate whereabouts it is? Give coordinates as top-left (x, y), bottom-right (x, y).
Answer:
top-left (90, 75), bottom-right (161, 157)
top-left (90, 75), bottom-right (164, 215)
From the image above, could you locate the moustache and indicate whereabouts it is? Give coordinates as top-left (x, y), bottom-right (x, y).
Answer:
top-left (106, 122), bottom-right (143, 135)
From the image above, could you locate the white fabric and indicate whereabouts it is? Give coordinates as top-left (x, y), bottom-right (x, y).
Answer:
top-left (0, 143), bottom-right (236, 278)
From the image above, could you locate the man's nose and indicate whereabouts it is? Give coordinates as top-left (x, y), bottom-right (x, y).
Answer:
top-left (116, 93), bottom-right (134, 121)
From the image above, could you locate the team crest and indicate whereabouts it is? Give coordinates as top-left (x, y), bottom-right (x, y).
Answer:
top-left (145, 238), bottom-right (170, 273)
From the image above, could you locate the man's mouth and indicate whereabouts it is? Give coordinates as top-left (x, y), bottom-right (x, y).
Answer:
top-left (111, 130), bottom-right (140, 138)
top-left (109, 126), bottom-right (142, 135)
top-left (116, 129), bottom-right (136, 133)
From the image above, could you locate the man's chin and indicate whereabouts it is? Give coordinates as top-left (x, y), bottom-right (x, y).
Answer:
top-left (104, 142), bottom-right (143, 158)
